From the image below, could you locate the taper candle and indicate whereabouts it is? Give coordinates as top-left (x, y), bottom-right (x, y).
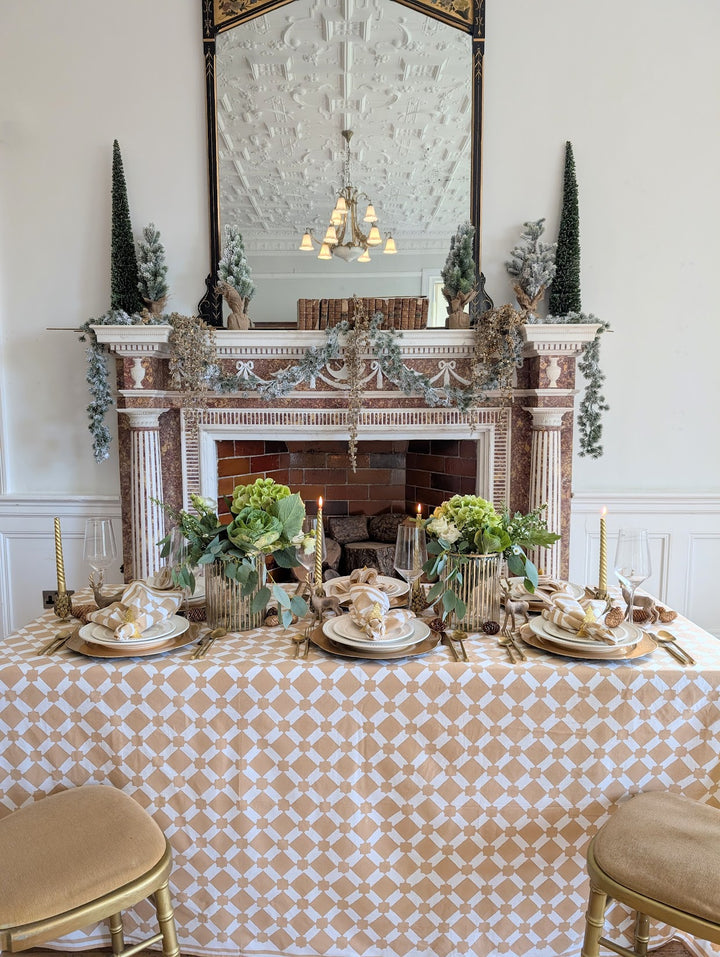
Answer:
top-left (599, 507), bottom-right (608, 594)
top-left (54, 517), bottom-right (67, 593)
top-left (416, 503), bottom-right (422, 527)
top-left (314, 497), bottom-right (324, 592)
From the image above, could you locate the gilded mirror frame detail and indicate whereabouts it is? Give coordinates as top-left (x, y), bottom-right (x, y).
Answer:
top-left (200, 0), bottom-right (488, 325)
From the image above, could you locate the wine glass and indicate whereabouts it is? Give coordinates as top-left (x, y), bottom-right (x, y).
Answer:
top-left (394, 524), bottom-right (427, 608)
top-left (297, 516), bottom-right (325, 591)
top-left (83, 518), bottom-right (117, 588)
top-left (168, 526), bottom-right (193, 614)
top-left (613, 528), bottom-right (651, 622)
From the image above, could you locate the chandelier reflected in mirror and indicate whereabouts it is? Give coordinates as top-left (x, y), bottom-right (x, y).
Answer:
top-left (299, 130), bottom-right (397, 263)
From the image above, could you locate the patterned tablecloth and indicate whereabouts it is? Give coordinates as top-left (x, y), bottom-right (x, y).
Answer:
top-left (1, 606), bottom-right (719, 957)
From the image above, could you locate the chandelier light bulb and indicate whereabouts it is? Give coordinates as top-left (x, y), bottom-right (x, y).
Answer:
top-left (366, 223), bottom-right (382, 246)
top-left (363, 203), bottom-right (377, 224)
top-left (330, 208), bottom-right (343, 226)
top-left (299, 231), bottom-right (314, 251)
top-left (318, 243), bottom-right (332, 260)
top-left (334, 195), bottom-right (347, 214)
top-left (383, 234), bottom-right (397, 254)
top-left (358, 248), bottom-right (371, 263)
top-left (322, 224), bottom-right (338, 245)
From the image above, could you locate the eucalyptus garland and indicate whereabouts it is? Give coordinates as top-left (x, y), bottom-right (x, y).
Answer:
top-left (547, 311), bottom-right (610, 458)
top-left (79, 310), bottom-right (166, 462)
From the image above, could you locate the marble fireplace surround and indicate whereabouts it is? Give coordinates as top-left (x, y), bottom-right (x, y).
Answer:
top-left (94, 325), bottom-right (597, 583)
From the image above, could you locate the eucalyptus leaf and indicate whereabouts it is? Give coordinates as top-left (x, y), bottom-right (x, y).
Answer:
top-left (251, 586), bottom-right (270, 613)
top-left (273, 585), bottom-right (292, 609)
top-left (273, 546), bottom-right (300, 569)
top-left (290, 595), bottom-right (308, 618)
top-left (426, 581), bottom-right (445, 602)
top-left (275, 493), bottom-right (305, 541)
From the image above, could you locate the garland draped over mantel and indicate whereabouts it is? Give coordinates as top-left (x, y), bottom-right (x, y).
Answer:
top-left (80, 304), bottom-right (526, 466)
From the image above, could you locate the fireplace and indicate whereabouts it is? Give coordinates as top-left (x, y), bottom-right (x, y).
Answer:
top-left (215, 438), bottom-right (480, 518)
top-left (94, 324), bottom-right (597, 583)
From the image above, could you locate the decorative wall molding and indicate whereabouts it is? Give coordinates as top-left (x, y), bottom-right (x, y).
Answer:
top-left (569, 492), bottom-right (720, 636)
top-left (0, 495), bottom-right (122, 639)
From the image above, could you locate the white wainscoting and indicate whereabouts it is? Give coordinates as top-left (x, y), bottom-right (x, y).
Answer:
top-left (0, 496), bottom-right (123, 639)
top-left (1, 492), bottom-right (719, 639)
top-left (569, 492), bottom-right (720, 637)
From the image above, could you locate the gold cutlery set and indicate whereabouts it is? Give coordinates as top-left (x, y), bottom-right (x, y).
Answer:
top-left (190, 628), bottom-right (227, 660)
top-left (38, 626), bottom-right (80, 656)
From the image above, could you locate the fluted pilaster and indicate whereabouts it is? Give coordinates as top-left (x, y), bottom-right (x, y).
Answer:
top-left (118, 409), bottom-right (166, 581)
top-left (523, 407), bottom-right (573, 579)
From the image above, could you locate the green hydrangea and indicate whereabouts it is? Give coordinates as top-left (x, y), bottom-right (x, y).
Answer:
top-left (230, 477), bottom-right (291, 514)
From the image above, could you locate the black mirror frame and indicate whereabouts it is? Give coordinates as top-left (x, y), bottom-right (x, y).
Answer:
top-left (198, 0), bottom-right (491, 326)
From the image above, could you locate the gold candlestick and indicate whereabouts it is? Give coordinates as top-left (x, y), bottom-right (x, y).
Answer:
top-left (53, 517), bottom-right (73, 620)
top-left (598, 507), bottom-right (608, 597)
top-left (314, 497), bottom-right (324, 595)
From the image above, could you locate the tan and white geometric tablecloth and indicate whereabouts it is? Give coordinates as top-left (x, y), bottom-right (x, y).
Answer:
top-left (1, 609), bottom-right (719, 957)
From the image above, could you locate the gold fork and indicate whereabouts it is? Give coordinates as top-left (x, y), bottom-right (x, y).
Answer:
top-left (191, 628), bottom-right (226, 660)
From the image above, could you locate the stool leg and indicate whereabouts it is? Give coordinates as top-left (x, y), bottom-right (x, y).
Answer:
top-left (633, 911), bottom-right (650, 957)
top-left (108, 912), bottom-right (125, 956)
top-left (154, 880), bottom-right (180, 957)
top-left (581, 884), bottom-right (607, 957)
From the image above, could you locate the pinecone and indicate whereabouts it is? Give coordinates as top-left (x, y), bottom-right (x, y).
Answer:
top-left (632, 608), bottom-right (649, 624)
top-left (658, 607), bottom-right (678, 623)
top-left (604, 606), bottom-right (625, 629)
top-left (428, 617), bottom-right (445, 633)
top-left (483, 620), bottom-right (500, 635)
top-left (264, 608), bottom-right (280, 627)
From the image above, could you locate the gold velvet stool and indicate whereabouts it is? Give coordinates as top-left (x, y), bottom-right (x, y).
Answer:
top-left (0, 785), bottom-right (180, 957)
top-left (581, 791), bottom-right (720, 957)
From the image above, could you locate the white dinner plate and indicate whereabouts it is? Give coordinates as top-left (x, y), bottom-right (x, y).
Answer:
top-left (331, 613), bottom-right (415, 643)
top-left (324, 575), bottom-right (409, 602)
top-left (80, 615), bottom-right (189, 649)
top-left (506, 578), bottom-right (584, 602)
top-left (529, 615), bottom-right (641, 656)
top-left (323, 616), bottom-right (430, 652)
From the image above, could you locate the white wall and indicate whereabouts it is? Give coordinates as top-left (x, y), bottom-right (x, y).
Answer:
top-left (1, 0), bottom-right (719, 632)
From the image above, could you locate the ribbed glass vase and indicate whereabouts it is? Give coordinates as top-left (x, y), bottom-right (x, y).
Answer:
top-left (443, 552), bottom-right (502, 632)
top-left (205, 556), bottom-right (265, 632)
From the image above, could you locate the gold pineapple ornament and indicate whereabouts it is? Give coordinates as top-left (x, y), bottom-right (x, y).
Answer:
top-left (409, 577), bottom-right (429, 614)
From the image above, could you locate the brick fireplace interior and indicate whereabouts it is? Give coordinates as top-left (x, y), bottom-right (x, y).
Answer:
top-left (216, 439), bottom-right (478, 520)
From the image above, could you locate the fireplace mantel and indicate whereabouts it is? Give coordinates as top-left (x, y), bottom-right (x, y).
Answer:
top-left (95, 324), bottom-right (598, 582)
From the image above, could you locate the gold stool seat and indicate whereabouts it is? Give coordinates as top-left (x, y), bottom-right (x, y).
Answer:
top-left (581, 791), bottom-right (720, 957)
top-left (0, 785), bottom-right (179, 956)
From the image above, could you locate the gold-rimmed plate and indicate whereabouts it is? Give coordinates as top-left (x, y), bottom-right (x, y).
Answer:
top-left (310, 625), bottom-right (439, 661)
top-left (66, 623), bottom-right (199, 658)
top-left (520, 625), bottom-right (656, 661)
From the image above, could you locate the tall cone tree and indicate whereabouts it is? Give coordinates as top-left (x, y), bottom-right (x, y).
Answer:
top-left (548, 141), bottom-right (581, 316)
top-left (110, 140), bottom-right (143, 314)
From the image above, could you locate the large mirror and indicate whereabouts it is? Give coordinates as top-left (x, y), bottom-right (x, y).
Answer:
top-left (200, 0), bottom-right (486, 326)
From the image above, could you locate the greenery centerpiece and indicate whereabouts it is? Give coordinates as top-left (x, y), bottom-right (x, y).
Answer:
top-left (423, 495), bottom-right (560, 628)
top-left (160, 478), bottom-right (309, 629)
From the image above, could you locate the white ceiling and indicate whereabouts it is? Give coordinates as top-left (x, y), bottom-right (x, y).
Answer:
top-left (216, 0), bottom-right (472, 253)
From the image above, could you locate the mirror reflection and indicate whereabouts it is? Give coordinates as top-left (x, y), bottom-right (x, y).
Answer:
top-left (215, 0), bottom-right (471, 325)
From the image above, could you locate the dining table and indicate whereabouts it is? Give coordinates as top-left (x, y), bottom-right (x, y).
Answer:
top-left (1, 593), bottom-right (719, 957)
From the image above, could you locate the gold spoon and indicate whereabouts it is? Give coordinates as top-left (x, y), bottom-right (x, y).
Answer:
top-left (655, 630), bottom-right (695, 666)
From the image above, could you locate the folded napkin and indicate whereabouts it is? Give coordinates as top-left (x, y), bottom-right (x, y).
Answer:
top-left (326, 567), bottom-right (388, 600)
top-left (348, 584), bottom-right (414, 640)
top-left (88, 581), bottom-right (182, 642)
top-left (150, 566), bottom-right (175, 590)
top-left (542, 596), bottom-right (618, 645)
